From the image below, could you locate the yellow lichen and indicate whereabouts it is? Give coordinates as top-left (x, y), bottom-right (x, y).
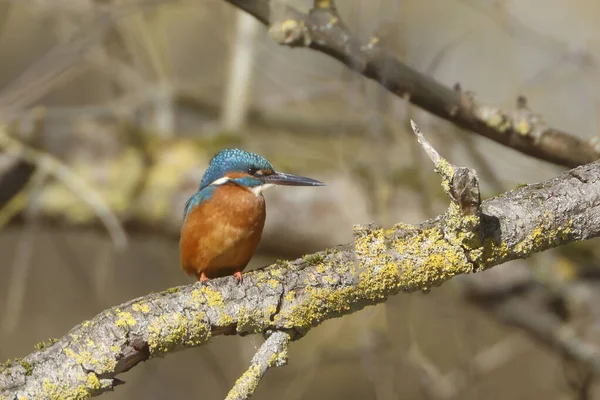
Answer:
top-left (514, 218), bottom-right (573, 256)
top-left (227, 365), bottom-right (261, 399)
top-left (280, 19), bottom-right (299, 32)
top-left (485, 112), bottom-right (511, 132)
top-left (64, 344), bottom-right (116, 373)
top-left (515, 119), bottom-right (530, 135)
top-left (266, 304), bottom-right (277, 316)
top-left (284, 291), bottom-right (295, 302)
top-left (271, 268), bottom-right (283, 278)
top-left (147, 312), bottom-right (210, 355)
top-left (219, 313), bottom-right (234, 326)
top-left (86, 372), bottom-right (101, 390)
top-left (64, 348), bottom-right (91, 365)
top-left (114, 310), bottom-right (137, 328)
top-left (200, 286), bottom-right (224, 306)
top-left (132, 302), bottom-right (150, 313)
top-left (42, 379), bottom-right (57, 396)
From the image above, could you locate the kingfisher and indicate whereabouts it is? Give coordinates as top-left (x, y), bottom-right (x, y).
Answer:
top-left (180, 148), bottom-right (325, 283)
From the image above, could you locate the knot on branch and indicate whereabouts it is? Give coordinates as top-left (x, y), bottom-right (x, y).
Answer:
top-left (268, 19), bottom-right (310, 46)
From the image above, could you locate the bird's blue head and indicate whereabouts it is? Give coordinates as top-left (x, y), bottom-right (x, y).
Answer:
top-left (199, 148), bottom-right (324, 191)
top-left (185, 149), bottom-right (324, 219)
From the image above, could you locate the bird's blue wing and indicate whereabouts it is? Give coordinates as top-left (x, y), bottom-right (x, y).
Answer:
top-left (183, 186), bottom-right (217, 220)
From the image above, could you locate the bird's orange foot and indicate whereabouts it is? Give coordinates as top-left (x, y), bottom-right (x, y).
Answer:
top-left (233, 271), bottom-right (243, 284)
top-left (198, 271), bottom-right (209, 284)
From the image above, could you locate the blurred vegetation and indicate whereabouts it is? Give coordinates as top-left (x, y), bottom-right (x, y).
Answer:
top-left (1, 0), bottom-right (600, 399)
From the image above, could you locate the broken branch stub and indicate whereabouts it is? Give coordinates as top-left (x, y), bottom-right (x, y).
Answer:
top-left (410, 120), bottom-right (481, 216)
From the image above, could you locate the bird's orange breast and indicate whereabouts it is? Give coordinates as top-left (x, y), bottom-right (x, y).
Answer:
top-left (179, 183), bottom-right (266, 279)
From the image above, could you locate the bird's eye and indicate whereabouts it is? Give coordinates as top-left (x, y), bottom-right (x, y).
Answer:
top-left (247, 167), bottom-right (258, 175)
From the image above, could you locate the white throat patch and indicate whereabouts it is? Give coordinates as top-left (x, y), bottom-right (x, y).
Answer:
top-left (250, 183), bottom-right (274, 196)
top-left (209, 177), bottom-right (273, 197)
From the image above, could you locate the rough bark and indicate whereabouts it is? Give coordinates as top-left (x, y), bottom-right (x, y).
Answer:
top-left (2, 123), bottom-right (600, 399)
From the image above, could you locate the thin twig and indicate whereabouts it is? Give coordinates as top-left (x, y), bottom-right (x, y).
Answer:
top-left (225, 331), bottom-right (290, 400)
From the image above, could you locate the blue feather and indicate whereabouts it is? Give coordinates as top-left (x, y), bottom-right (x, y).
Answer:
top-left (199, 149), bottom-right (273, 190)
top-left (183, 185), bottom-right (216, 220)
top-left (185, 149), bottom-right (274, 220)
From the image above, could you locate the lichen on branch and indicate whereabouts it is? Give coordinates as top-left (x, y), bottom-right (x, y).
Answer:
top-left (2, 121), bottom-right (600, 399)
top-left (227, 0), bottom-right (600, 167)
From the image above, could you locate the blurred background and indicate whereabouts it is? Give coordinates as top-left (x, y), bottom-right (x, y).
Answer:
top-left (1, 0), bottom-right (600, 399)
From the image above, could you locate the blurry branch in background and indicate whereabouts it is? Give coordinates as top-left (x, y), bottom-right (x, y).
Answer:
top-left (2, 121), bottom-right (600, 399)
top-left (408, 334), bottom-right (527, 399)
top-left (0, 12), bottom-right (112, 120)
top-left (0, 0), bottom-right (174, 122)
top-left (224, 0), bottom-right (600, 168)
top-left (0, 120), bottom-right (128, 332)
top-left (0, 129), bottom-right (127, 250)
top-left (1, 166), bottom-right (48, 336)
top-left (467, 289), bottom-right (600, 382)
top-left (221, 10), bottom-right (261, 133)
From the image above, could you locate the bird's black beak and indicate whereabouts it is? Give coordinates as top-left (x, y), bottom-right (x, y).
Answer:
top-left (262, 171), bottom-right (325, 187)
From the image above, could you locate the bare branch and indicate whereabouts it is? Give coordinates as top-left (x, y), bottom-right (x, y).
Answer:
top-left (2, 119), bottom-right (600, 398)
top-left (224, 0), bottom-right (600, 168)
top-left (225, 331), bottom-right (290, 400)
top-left (0, 130), bottom-right (128, 250)
top-left (470, 293), bottom-right (600, 375)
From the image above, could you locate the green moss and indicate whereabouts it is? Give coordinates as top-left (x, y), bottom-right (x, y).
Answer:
top-left (19, 359), bottom-right (32, 376)
top-left (34, 337), bottom-right (58, 351)
top-left (303, 253), bottom-right (325, 264)
top-left (274, 259), bottom-right (290, 269)
top-left (167, 287), bottom-right (181, 294)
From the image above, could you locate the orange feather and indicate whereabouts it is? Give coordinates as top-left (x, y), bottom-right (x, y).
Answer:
top-left (179, 182), bottom-right (266, 281)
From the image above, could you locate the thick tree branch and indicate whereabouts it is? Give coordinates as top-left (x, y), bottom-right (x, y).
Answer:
top-left (2, 122), bottom-right (600, 399)
top-left (224, 0), bottom-right (600, 168)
